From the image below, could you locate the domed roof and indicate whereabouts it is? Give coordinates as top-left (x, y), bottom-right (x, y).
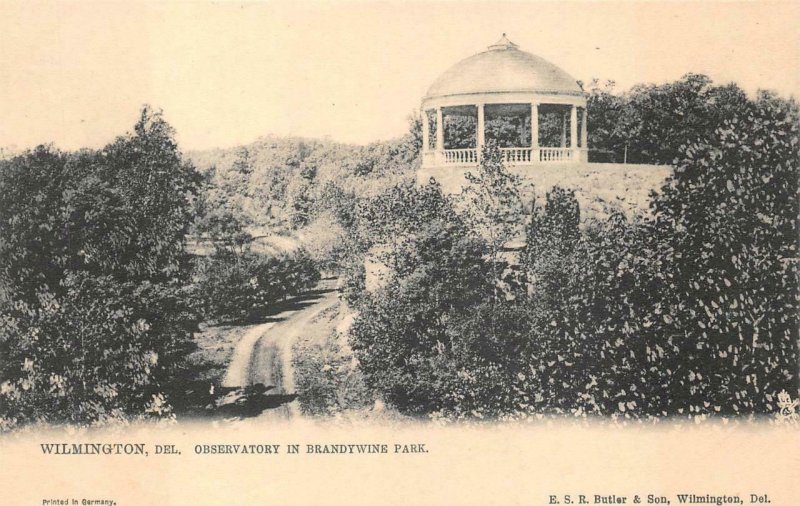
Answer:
top-left (425, 35), bottom-right (583, 100)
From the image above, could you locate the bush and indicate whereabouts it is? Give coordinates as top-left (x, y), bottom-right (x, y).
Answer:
top-left (0, 273), bottom-right (197, 427)
top-left (292, 331), bottom-right (372, 416)
top-left (299, 213), bottom-right (350, 271)
top-left (349, 201), bottom-right (496, 414)
top-left (513, 92), bottom-right (800, 419)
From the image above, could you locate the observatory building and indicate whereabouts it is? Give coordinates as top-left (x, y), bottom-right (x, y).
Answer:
top-left (419, 35), bottom-right (589, 185)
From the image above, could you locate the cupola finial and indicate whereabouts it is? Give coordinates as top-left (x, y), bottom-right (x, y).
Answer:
top-left (488, 33), bottom-right (519, 51)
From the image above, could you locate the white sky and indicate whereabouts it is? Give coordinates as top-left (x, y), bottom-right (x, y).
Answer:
top-left (1, 1), bottom-right (798, 152)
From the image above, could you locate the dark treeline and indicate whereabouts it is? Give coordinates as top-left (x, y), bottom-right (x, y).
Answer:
top-left (585, 73), bottom-right (755, 164)
top-left (425, 73), bottom-right (760, 166)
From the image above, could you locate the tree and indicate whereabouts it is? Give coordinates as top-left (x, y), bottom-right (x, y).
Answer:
top-left (522, 186), bottom-right (581, 306)
top-left (405, 111), bottom-right (424, 155)
top-left (286, 162), bottom-right (317, 228)
top-left (649, 92), bottom-right (799, 416)
top-left (444, 115), bottom-right (477, 149)
top-left (357, 179), bottom-right (460, 277)
top-left (349, 216), bottom-right (493, 414)
top-left (0, 106), bottom-right (203, 427)
top-left (193, 248), bottom-right (320, 322)
top-left (586, 74), bottom-right (751, 165)
top-left (457, 144), bottom-right (524, 297)
top-left (585, 79), bottom-right (629, 162)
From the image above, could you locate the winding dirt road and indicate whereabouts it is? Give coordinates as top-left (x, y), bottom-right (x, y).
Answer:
top-left (220, 279), bottom-right (340, 419)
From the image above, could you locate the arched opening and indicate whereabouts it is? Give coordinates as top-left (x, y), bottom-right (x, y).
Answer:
top-left (484, 104), bottom-right (531, 148)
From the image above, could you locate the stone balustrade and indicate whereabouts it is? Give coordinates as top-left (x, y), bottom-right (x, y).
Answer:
top-left (425, 147), bottom-right (587, 166)
top-left (441, 148), bottom-right (479, 165)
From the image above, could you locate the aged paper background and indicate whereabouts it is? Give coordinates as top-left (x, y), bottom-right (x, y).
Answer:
top-left (1, 1), bottom-right (799, 504)
top-left (2, 422), bottom-right (799, 504)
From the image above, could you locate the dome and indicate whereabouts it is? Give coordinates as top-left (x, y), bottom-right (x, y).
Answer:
top-left (424, 35), bottom-right (583, 100)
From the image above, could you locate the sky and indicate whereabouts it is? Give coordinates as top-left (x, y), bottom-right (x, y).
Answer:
top-left (1, 1), bottom-right (798, 152)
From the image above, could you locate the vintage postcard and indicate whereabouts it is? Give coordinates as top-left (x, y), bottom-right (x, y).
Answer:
top-left (0, 1), bottom-right (798, 505)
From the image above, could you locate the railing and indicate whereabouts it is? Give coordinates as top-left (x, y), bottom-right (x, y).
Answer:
top-left (442, 148), bottom-right (478, 164)
top-left (499, 147), bottom-right (533, 163)
top-left (538, 147), bottom-right (574, 162)
top-left (428, 147), bottom-right (582, 166)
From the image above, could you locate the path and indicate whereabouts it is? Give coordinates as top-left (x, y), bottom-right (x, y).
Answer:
top-left (220, 278), bottom-right (340, 418)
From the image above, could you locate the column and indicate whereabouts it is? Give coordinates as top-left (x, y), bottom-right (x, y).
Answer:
top-left (531, 102), bottom-right (539, 162)
top-left (477, 104), bottom-right (485, 152)
top-left (421, 109), bottom-right (430, 151)
top-left (560, 111), bottom-right (567, 147)
top-left (435, 107), bottom-right (444, 152)
top-left (581, 107), bottom-right (589, 160)
top-left (570, 105), bottom-right (578, 151)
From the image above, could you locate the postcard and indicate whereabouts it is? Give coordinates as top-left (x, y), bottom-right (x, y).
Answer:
top-left (0, 1), bottom-right (798, 505)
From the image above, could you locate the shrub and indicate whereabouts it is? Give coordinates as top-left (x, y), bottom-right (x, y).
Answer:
top-left (0, 273), bottom-right (197, 426)
top-left (299, 213), bottom-right (349, 271)
top-left (349, 212), bottom-right (495, 414)
top-left (649, 92), bottom-right (799, 417)
top-left (292, 331), bottom-right (372, 416)
top-left (514, 92), bottom-right (800, 419)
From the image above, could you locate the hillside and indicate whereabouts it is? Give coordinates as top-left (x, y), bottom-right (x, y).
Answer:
top-left (186, 133), bottom-right (420, 233)
top-left (419, 162), bottom-right (672, 222)
top-left (189, 131), bottom-right (670, 241)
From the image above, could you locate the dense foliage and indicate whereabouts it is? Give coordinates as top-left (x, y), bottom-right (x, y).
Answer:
top-left (350, 208), bottom-right (495, 413)
top-left (348, 155), bottom-right (513, 414)
top-left (436, 108), bottom-right (571, 151)
top-left (187, 116), bottom-right (421, 236)
top-left (428, 74), bottom-right (749, 165)
top-left (190, 188), bottom-right (321, 323)
top-left (586, 74), bottom-right (751, 164)
top-left (348, 89), bottom-right (799, 420)
top-left (648, 92), bottom-right (799, 416)
top-left (194, 248), bottom-right (320, 323)
top-left (0, 108), bottom-right (203, 427)
top-left (1, 73), bottom-right (795, 426)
